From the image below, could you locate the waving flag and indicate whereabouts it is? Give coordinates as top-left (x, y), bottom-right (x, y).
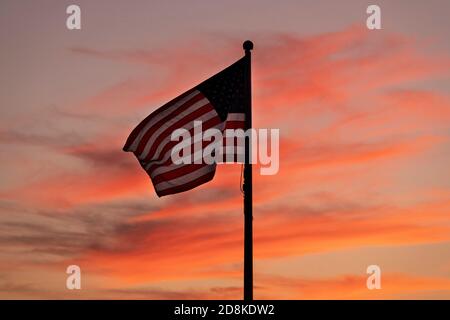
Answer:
top-left (123, 57), bottom-right (248, 196)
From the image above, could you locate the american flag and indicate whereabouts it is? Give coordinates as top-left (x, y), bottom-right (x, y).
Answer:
top-left (123, 57), bottom-right (248, 196)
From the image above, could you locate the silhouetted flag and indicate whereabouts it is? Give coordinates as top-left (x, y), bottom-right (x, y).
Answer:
top-left (123, 57), bottom-right (248, 197)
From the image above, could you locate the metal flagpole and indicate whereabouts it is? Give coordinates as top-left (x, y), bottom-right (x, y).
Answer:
top-left (243, 40), bottom-right (253, 301)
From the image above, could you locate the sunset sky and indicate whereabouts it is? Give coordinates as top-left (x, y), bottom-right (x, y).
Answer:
top-left (1, 0), bottom-right (450, 299)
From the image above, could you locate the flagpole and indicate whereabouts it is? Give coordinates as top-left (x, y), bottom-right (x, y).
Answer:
top-left (243, 40), bottom-right (253, 301)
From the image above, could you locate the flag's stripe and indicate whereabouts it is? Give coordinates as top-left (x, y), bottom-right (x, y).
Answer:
top-left (224, 113), bottom-right (246, 129)
top-left (124, 89), bottom-right (200, 152)
top-left (149, 164), bottom-right (185, 182)
top-left (124, 90), bottom-right (201, 152)
top-left (147, 107), bottom-right (219, 161)
top-left (154, 164), bottom-right (216, 193)
top-left (144, 112), bottom-right (245, 175)
top-left (149, 136), bottom-right (242, 181)
top-left (126, 87), bottom-right (245, 196)
top-left (123, 89), bottom-right (196, 151)
top-left (147, 111), bottom-right (241, 193)
top-left (137, 97), bottom-right (210, 159)
top-left (149, 136), bottom-right (222, 179)
top-left (152, 163), bottom-right (210, 185)
top-left (224, 121), bottom-right (246, 129)
top-left (145, 114), bottom-right (223, 172)
top-left (138, 99), bottom-right (212, 160)
top-left (134, 92), bottom-right (205, 156)
top-left (156, 168), bottom-right (216, 197)
top-left (227, 113), bottom-right (246, 121)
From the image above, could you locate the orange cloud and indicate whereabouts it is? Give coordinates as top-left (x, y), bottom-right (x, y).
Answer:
top-left (65, 195), bottom-right (450, 294)
top-left (257, 272), bottom-right (450, 299)
top-left (1, 25), bottom-right (450, 299)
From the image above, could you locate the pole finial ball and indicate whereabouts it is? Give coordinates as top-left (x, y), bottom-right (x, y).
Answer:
top-left (243, 40), bottom-right (254, 51)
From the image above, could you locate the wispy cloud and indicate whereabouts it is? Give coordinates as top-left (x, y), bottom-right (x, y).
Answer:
top-left (1, 23), bottom-right (450, 298)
